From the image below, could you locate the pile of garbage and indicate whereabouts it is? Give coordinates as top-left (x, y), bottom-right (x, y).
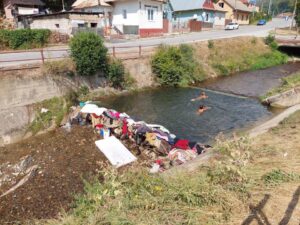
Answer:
top-left (67, 102), bottom-right (212, 172)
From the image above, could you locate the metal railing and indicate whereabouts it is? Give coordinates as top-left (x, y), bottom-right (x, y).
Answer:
top-left (0, 44), bottom-right (159, 70)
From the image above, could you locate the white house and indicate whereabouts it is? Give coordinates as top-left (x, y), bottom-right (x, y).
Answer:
top-left (105, 0), bottom-right (165, 37)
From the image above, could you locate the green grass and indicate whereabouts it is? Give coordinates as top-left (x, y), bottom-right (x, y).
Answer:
top-left (261, 71), bottom-right (300, 100)
top-left (28, 97), bottom-right (69, 134)
top-left (262, 169), bottom-right (300, 186)
top-left (211, 50), bottom-right (288, 77)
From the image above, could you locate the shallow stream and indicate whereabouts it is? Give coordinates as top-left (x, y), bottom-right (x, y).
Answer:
top-left (100, 63), bottom-right (300, 143)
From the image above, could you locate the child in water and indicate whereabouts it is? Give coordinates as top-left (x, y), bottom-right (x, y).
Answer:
top-left (191, 91), bottom-right (208, 101)
top-left (197, 105), bottom-right (210, 114)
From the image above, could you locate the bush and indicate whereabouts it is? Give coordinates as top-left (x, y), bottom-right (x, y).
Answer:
top-left (0, 29), bottom-right (50, 50)
top-left (70, 32), bottom-right (108, 76)
top-left (264, 34), bottom-right (278, 50)
top-left (208, 40), bottom-right (214, 49)
top-left (151, 44), bottom-right (206, 86)
top-left (107, 59), bottom-right (125, 88)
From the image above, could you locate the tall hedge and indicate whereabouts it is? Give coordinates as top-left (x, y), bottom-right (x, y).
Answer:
top-left (0, 29), bottom-right (50, 50)
top-left (70, 32), bottom-right (108, 76)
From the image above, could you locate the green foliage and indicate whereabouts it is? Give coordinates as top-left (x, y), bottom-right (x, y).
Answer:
top-left (70, 32), bottom-right (108, 76)
top-left (208, 40), bottom-right (214, 49)
top-left (107, 59), bottom-right (125, 88)
top-left (262, 71), bottom-right (300, 99)
top-left (249, 12), bottom-right (271, 24)
top-left (151, 44), bottom-right (206, 86)
top-left (262, 169), bottom-right (300, 186)
top-left (0, 29), bottom-right (50, 50)
top-left (250, 50), bottom-right (288, 70)
top-left (264, 34), bottom-right (278, 50)
top-left (29, 97), bottom-right (67, 134)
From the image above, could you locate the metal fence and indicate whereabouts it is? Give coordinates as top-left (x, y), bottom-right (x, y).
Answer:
top-left (0, 44), bottom-right (158, 71)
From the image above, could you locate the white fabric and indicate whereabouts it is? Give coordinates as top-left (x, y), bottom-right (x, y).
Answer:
top-left (80, 104), bottom-right (98, 113)
top-left (95, 136), bottom-right (137, 168)
top-left (93, 107), bottom-right (107, 116)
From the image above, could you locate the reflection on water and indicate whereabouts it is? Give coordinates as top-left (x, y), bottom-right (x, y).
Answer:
top-left (100, 88), bottom-right (272, 143)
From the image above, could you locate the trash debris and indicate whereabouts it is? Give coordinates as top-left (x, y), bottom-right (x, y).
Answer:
top-left (76, 101), bottom-right (212, 172)
top-left (41, 108), bottom-right (49, 113)
top-left (95, 136), bottom-right (137, 168)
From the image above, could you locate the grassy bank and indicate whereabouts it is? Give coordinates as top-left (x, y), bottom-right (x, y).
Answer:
top-left (151, 37), bottom-right (288, 86)
top-left (36, 109), bottom-right (300, 225)
top-left (261, 70), bottom-right (300, 99)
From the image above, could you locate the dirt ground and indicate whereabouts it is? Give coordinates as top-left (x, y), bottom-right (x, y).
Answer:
top-left (0, 125), bottom-right (141, 224)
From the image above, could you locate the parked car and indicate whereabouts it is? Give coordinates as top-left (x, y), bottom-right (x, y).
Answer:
top-left (257, 19), bottom-right (267, 25)
top-left (225, 22), bottom-right (239, 30)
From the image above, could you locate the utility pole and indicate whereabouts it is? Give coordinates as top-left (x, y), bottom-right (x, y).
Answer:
top-left (62, 0), bottom-right (66, 12)
top-left (268, 0), bottom-right (272, 15)
top-left (290, 0), bottom-right (298, 29)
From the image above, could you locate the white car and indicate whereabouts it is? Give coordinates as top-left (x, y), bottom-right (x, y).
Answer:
top-left (225, 22), bottom-right (239, 30)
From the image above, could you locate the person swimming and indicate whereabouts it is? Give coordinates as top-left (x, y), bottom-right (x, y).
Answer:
top-left (197, 105), bottom-right (210, 114)
top-left (191, 91), bottom-right (208, 101)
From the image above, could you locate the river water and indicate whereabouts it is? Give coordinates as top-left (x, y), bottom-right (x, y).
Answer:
top-left (100, 63), bottom-right (300, 143)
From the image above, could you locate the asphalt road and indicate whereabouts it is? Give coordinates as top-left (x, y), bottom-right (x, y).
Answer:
top-left (0, 18), bottom-right (291, 68)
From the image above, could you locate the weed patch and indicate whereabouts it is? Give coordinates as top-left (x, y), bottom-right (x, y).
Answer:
top-left (262, 169), bottom-right (300, 186)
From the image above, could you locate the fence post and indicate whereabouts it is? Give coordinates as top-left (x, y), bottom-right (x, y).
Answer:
top-left (113, 46), bottom-right (116, 57)
top-left (40, 49), bottom-right (45, 63)
top-left (139, 45), bottom-right (142, 57)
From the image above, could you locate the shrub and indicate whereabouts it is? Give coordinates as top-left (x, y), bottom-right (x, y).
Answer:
top-left (208, 40), bottom-right (214, 49)
top-left (70, 32), bottom-right (108, 76)
top-left (151, 44), bottom-right (206, 86)
top-left (264, 34), bottom-right (278, 50)
top-left (107, 59), bottom-right (125, 88)
top-left (0, 29), bottom-right (50, 50)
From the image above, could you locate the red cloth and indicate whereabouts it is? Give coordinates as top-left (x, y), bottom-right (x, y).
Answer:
top-left (174, 139), bottom-right (189, 150)
top-left (122, 120), bottom-right (128, 135)
top-left (95, 124), bottom-right (104, 129)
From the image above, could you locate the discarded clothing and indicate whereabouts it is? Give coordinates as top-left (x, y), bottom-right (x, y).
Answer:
top-left (173, 139), bottom-right (190, 150)
top-left (168, 149), bottom-right (197, 166)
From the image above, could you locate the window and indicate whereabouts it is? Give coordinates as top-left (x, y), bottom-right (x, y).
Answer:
top-left (241, 15), bottom-right (244, 21)
top-left (91, 23), bottom-right (97, 28)
top-left (55, 24), bottom-right (59, 28)
top-left (123, 9), bottom-right (127, 19)
top-left (145, 5), bottom-right (158, 21)
top-left (219, 2), bottom-right (224, 8)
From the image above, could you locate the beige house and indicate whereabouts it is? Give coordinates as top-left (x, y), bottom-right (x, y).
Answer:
top-left (19, 12), bottom-right (105, 36)
top-left (216, 0), bottom-right (252, 25)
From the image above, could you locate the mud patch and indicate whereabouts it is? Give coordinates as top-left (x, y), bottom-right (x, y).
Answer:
top-left (0, 126), bottom-right (107, 223)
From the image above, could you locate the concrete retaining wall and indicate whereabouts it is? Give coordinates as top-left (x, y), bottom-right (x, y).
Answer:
top-left (264, 87), bottom-right (300, 108)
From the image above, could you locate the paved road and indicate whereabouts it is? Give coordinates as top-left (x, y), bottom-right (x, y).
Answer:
top-left (0, 18), bottom-right (290, 68)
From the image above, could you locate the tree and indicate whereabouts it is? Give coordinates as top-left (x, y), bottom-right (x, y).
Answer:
top-left (43, 0), bottom-right (76, 12)
top-left (295, 2), bottom-right (300, 27)
top-left (70, 32), bottom-right (108, 76)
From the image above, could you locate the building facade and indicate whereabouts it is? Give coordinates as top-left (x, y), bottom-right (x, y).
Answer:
top-left (3, 0), bottom-right (44, 20)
